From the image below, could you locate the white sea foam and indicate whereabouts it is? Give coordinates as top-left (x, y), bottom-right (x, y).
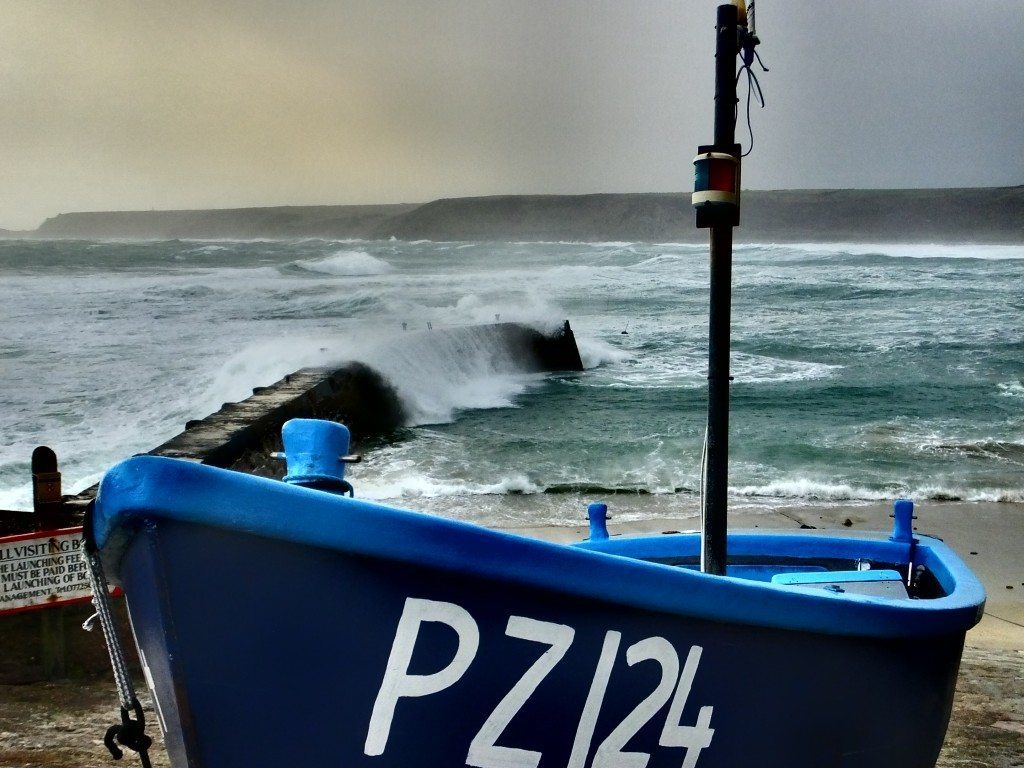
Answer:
top-left (357, 327), bottom-right (544, 425)
top-left (0, 483), bottom-right (32, 511)
top-left (576, 338), bottom-right (631, 369)
top-left (510, 240), bottom-right (637, 248)
top-left (295, 250), bottom-right (394, 276)
top-left (731, 478), bottom-right (1024, 504)
top-left (352, 467), bottom-right (1024, 504)
top-left (175, 303), bottom-right (606, 443)
top-left (601, 351), bottom-right (839, 389)
top-left (200, 337), bottom-right (347, 409)
top-left (880, 425), bottom-right (1024, 466)
top-left (357, 472), bottom-right (544, 501)
top-left (958, 489), bottom-right (1024, 503)
top-left (200, 321), bottom-right (558, 430)
top-left (762, 242), bottom-right (1024, 261)
top-left (731, 479), bottom-right (890, 501)
top-left (442, 293), bottom-right (561, 327)
top-left (625, 253), bottom-right (698, 270)
top-left (731, 353), bottom-right (843, 384)
top-left (912, 485), bottom-right (1024, 503)
top-left (649, 242), bottom-right (710, 250)
top-left (600, 355), bottom-right (705, 389)
top-left (998, 381), bottom-right (1024, 398)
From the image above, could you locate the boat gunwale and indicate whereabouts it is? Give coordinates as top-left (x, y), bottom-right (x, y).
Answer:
top-left (92, 455), bottom-right (986, 640)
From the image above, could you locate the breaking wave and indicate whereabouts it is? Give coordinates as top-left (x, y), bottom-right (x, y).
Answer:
top-left (576, 338), bottom-right (631, 369)
top-left (731, 479), bottom-right (890, 502)
top-left (730, 478), bottom-right (1024, 504)
top-left (356, 471), bottom-right (1024, 505)
top-left (294, 250), bottom-right (394, 276)
top-left (358, 473), bottom-right (544, 501)
top-left (357, 326), bottom-right (548, 425)
top-left (203, 323), bottom-right (573, 429)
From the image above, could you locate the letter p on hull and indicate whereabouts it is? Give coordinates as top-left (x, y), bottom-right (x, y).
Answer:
top-left (364, 598), bottom-right (481, 756)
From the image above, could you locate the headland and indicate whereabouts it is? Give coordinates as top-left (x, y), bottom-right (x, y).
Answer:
top-left (10, 187), bottom-right (1024, 243)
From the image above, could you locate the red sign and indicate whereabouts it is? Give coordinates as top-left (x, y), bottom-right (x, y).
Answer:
top-left (0, 527), bottom-right (107, 615)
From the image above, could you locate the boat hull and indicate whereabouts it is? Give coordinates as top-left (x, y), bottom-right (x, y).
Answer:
top-left (119, 524), bottom-right (958, 768)
top-left (120, 516), bottom-right (964, 768)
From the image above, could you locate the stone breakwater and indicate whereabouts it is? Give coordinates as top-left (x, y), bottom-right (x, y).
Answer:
top-left (60, 321), bottom-right (583, 517)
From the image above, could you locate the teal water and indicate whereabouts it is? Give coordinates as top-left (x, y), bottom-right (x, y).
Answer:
top-left (0, 238), bottom-right (1021, 525)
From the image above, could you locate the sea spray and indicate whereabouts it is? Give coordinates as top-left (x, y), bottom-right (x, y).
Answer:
top-left (355, 326), bottom-right (548, 425)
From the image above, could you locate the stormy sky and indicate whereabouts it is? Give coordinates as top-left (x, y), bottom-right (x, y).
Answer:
top-left (2, 1), bottom-right (1022, 229)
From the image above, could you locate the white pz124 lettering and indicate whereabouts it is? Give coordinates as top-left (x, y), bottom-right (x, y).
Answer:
top-left (364, 597), bottom-right (714, 768)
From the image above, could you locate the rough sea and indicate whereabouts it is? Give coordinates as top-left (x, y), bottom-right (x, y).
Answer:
top-left (1, 238), bottom-right (1022, 527)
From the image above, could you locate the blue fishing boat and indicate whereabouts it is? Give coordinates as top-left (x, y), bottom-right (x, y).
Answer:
top-left (85, 4), bottom-right (985, 767)
top-left (88, 431), bottom-right (983, 768)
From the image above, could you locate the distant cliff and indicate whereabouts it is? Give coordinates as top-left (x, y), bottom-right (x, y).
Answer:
top-left (374, 188), bottom-right (1024, 243)
top-left (34, 204), bottom-right (417, 240)
top-left (23, 187), bottom-right (1024, 243)
top-left (737, 187), bottom-right (1024, 244)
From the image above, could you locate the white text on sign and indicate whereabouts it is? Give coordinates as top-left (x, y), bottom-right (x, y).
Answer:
top-left (0, 529), bottom-right (93, 614)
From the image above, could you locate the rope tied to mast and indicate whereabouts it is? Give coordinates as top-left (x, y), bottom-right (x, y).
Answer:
top-left (736, 2), bottom-right (768, 157)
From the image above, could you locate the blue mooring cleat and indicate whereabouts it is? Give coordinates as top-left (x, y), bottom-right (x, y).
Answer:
top-left (587, 502), bottom-right (609, 541)
top-left (277, 418), bottom-right (360, 496)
